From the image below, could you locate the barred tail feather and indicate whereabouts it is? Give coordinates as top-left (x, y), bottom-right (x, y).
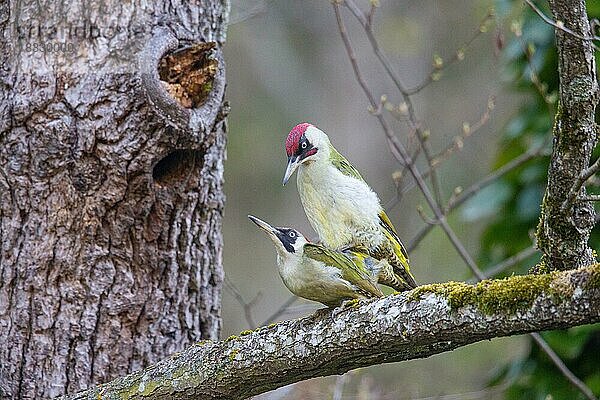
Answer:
top-left (381, 230), bottom-right (418, 289)
top-left (377, 260), bottom-right (413, 292)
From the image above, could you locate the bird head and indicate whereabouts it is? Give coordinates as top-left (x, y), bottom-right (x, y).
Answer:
top-left (248, 215), bottom-right (308, 257)
top-left (282, 123), bottom-right (330, 185)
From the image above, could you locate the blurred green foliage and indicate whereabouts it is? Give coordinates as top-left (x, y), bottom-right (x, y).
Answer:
top-left (477, 1), bottom-right (600, 398)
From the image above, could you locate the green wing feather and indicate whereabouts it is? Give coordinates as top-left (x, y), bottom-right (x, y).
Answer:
top-left (329, 146), bottom-right (365, 181)
top-left (304, 244), bottom-right (383, 298)
top-left (328, 143), bottom-right (417, 289)
top-left (378, 211), bottom-right (410, 261)
top-left (376, 211), bottom-right (417, 289)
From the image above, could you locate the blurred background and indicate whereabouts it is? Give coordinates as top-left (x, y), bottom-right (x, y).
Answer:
top-left (220, 0), bottom-right (600, 399)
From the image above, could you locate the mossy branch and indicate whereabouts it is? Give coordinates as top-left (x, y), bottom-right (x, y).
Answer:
top-left (60, 264), bottom-right (600, 400)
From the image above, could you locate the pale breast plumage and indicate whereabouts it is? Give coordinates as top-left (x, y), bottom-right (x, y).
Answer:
top-left (278, 254), bottom-right (358, 307)
top-left (297, 161), bottom-right (384, 250)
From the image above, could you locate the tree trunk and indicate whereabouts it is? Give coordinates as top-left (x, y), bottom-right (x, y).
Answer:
top-left (0, 1), bottom-right (229, 398)
top-left (535, 0), bottom-right (598, 271)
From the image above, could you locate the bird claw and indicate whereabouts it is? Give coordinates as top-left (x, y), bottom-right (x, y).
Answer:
top-left (331, 299), bottom-right (359, 318)
top-left (331, 305), bottom-right (344, 319)
top-left (312, 307), bottom-right (333, 319)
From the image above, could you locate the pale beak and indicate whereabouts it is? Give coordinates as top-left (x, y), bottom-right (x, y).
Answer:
top-left (282, 156), bottom-right (300, 185)
top-left (248, 215), bottom-right (277, 236)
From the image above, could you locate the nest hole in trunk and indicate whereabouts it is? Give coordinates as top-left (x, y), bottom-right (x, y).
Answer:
top-left (152, 149), bottom-right (204, 186)
top-left (158, 42), bottom-right (218, 108)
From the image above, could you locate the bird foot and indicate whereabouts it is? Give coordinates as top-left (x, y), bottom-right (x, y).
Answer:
top-left (312, 307), bottom-right (333, 319)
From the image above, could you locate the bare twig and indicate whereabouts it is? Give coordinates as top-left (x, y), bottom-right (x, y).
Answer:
top-left (261, 296), bottom-right (299, 326)
top-left (224, 277), bottom-right (261, 328)
top-left (343, 0), bottom-right (444, 205)
top-left (334, 5), bottom-right (596, 399)
top-left (580, 194), bottom-right (600, 202)
top-left (518, 37), bottom-right (556, 112)
top-left (561, 157), bottom-right (600, 212)
top-left (475, 246), bottom-right (539, 281)
top-left (431, 96), bottom-right (496, 167)
top-left (406, 144), bottom-right (549, 252)
top-left (416, 205), bottom-right (438, 226)
top-left (524, 0), bottom-right (600, 50)
top-left (406, 11), bottom-right (496, 95)
top-left (333, 2), bottom-right (484, 279)
top-left (400, 20), bottom-right (556, 249)
top-left (530, 332), bottom-right (598, 400)
top-left (229, 0), bottom-right (269, 25)
top-left (392, 15), bottom-right (558, 211)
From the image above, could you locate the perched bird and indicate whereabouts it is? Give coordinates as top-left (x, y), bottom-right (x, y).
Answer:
top-left (248, 215), bottom-right (383, 307)
top-left (282, 122), bottom-right (417, 291)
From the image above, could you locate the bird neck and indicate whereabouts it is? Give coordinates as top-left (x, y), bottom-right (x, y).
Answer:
top-left (298, 142), bottom-right (336, 178)
top-left (276, 245), bottom-right (302, 262)
top-left (276, 248), bottom-right (304, 278)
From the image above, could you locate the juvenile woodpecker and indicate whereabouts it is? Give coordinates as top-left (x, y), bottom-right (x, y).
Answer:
top-left (282, 123), bottom-right (417, 291)
top-left (249, 215), bottom-right (383, 307)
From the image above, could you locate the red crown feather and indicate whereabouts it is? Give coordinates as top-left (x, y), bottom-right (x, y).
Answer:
top-left (285, 123), bottom-right (312, 156)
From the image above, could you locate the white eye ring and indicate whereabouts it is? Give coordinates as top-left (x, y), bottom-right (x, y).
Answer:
top-left (301, 142), bottom-right (307, 149)
top-left (289, 231), bottom-right (296, 237)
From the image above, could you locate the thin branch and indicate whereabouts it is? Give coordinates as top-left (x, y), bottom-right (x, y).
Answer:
top-left (390, 19), bottom-right (554, 247)
top-left (333, 2), bottom-right (484, 279)
top-left (406, 11), bottom-right (495, 95)
top-left (343, 0), bottom-right (444, 205)
top-left (580, 194), bottom-right (600, 202)
top-left (406, 144), bottom-right (549, 252)
top-left (561, 157), bottom-right (600, 212)
top-left (261, 296), bottom-right (299, 326)
top-left (366, 1), bottom-right (376, 29)
top-left (334, 5), bottom-right (595, 399)
top-left (229, 0), bottom-right (269, 25)
top-left (416, 205), bottom-right (438, 226)
top-left (224, 277), bottom-right (261, 328)
top-left (60, 264), bottom-right (600, 400)
top-left (430, 96), bottom-right (496, 167)
top-left (517, 36), bottom-right (557, 113)
top-left (391, 12), bottom-right (558, 218)
top-left (524, 0), bottom-right (600, 50)
top-left (470, 246), bottom-right (539, 282)
top-left (530, 332), bottom-right (598, 400)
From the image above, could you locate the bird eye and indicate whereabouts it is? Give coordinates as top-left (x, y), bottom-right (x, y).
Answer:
top-left (301, 142), bottom-right (308, 149)
top-left (289, 231), bottom-right (296, 238)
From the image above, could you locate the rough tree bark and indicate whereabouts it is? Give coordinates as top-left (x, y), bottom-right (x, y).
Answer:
top-left (53, 0), bottom-right (599, 398)
top-left (535, 0), bottom-right (598, 271)
top-left (0, 1), bottom-right (229, 398)
top-left (60, 264), bottom-right (600, 400)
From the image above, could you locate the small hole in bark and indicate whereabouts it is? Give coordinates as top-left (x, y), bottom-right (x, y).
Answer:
top-left (153, 149), bottom-right (204, 186)
top-left (158, 42), bottom-right (218, 108)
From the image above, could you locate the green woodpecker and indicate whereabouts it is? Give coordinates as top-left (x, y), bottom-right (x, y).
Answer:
top-left (282, 123), bottom-right (417, 291)
top-left (249, 215), bottom-right (383, 307)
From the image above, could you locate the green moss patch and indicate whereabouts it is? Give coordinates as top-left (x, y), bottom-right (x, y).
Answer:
top-left (584, 263), bottom-right (600, 290)
top-left (224, 335), bottom-right (238, 342)
top-left (229, 349), bottom-right (239, 362)
top-left (410, 272), bottom-right (561, 314)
